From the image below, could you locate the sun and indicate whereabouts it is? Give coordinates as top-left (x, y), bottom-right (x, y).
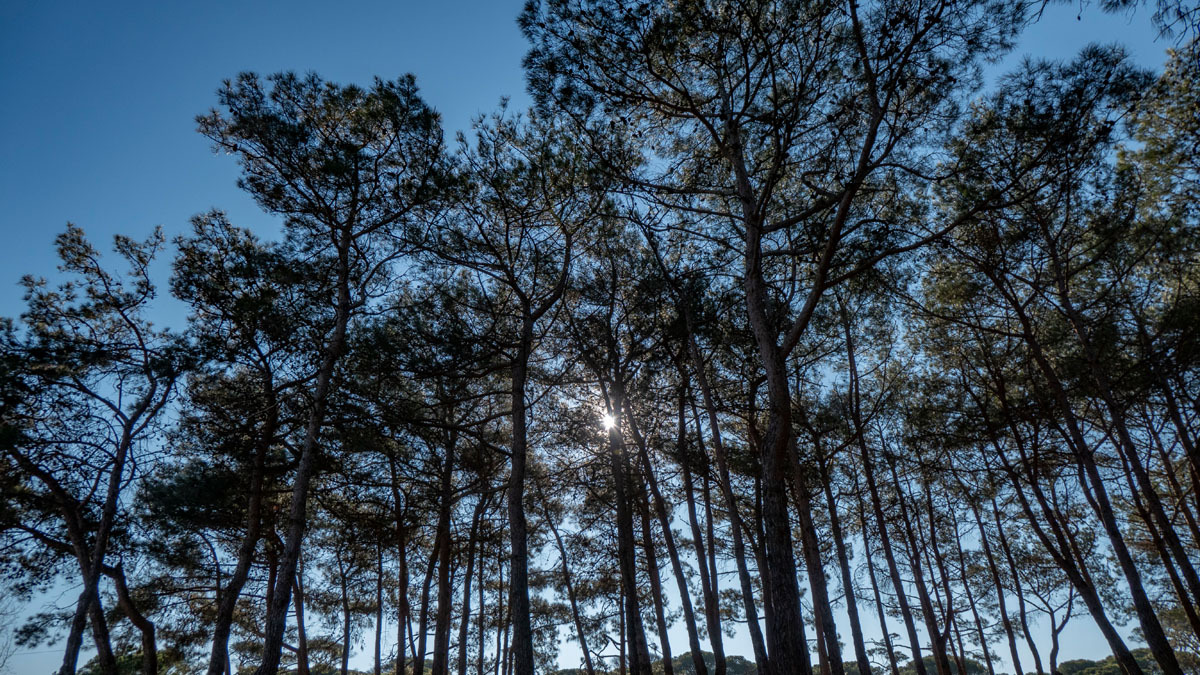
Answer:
top-left (601, 413), bottom-right (616, 430)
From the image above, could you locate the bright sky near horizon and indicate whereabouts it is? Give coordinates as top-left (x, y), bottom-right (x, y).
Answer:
top-left (0, 1), bottom-right (1182, 673)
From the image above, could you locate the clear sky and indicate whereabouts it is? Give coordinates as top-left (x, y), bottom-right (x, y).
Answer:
top-left (0, 0), bottom-right (533, 321)
top-left (0, 1), bottom-right (1181, 674)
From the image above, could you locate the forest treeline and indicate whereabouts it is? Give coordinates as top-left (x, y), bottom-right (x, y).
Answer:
top-left (1, 2), bottom-right (1198, 675)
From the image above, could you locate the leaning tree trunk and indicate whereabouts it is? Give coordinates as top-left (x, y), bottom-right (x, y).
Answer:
top-left (817, 443), bottom-right (873, 675)
top-left (997, 276), bottom-right (1183, 675)
top-left (968, 498), bottom-right (1024, 675)
top-left (855, 478), bottom-right (901, 675)
top-left (683, 339), bottom-right (768, 668)
top-left (638, 493), bottom-right (675, 675)
top-left (110, 565), bottom-right (157, 675)
top-left (608, 388), bottom-right (653, 675)
top-left (256, 232), bottom-right (352, 675)
top-left (543, 498), bottom-right (596, 675)
top-left (849, 358), bottom-right (928, 675)
top-left (207, 399), bottom-right (276, 675)
top-left (458, 494), bottom-right (489, 675)
top-left (628, 398), bottom-right (709, 675)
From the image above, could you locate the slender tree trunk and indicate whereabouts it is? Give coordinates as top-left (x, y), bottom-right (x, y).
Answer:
top-left (478, 546), bottom-right (487, 675)
top-left (1146, 416), bottom-right (1200, 566)
top-left (638, 492), bottom-right (674, 675)
top-left (817, 441), bottom-right (873, 675)
top-left (629, 392), bottom-right (708, 675)
top-left (432, 431), bottom-right (458, 675)
top-left (814, 606), bottom-right (829, 675)
top-left (701, 469), bottom-right (721, 667)
top-left (459, 495), bottom-right (488, 675)
top-left (1115, 439), bottom-right (1200, 638)
top-left (208, 401), bottom-right (276, 675)
top-left (256, 234), bottom-right (353, 675)
top-left (922, 481), bottom-right (961, 675)
top-left (978, 398), bottom-right (1143, 675)
top-left (992, 497), bottom-right (1045, 675)
top-left (888, 458), bottom-right (952, 675)
top-left (1160, 385), bottom-right (1200, 516)
top-left (494, 554), bottom-right (505, 675)
top-left (111, 565), bottom-right (157, 675)
top-left (61, 588), bottom-right (91, 675)
top-left (340, 549), bottom-right (353, 675)
top-left (500, 589), bottom-right (511, 675)
top-left (89, 591), bottom-right (119, 675)
top-left (398, 516), bottom-right (412, 667)
top-left (608, 390), bottom-right (653, 675)
top-left (1054, 246), bottom-right (1200, 618)
top-left (265, 543), bottom-right (278, 629)
top-left (792, 469), bottom-right (843, 675)
top-left (543, 498), bottom-right (595, 675)
top-left (860, 436), bottom-right (927, 675)
top-left (855, 478), bottom-right (900, 675)
top-left (683, 343), bottom-right (768, 668)
top-left (845, 319), bottom-right (927, 675)
top-left (620, 593), bottom-right (628, 675)
top-left (390, 466), bottom-right (410, 675)
top-left (997, 283), bottom-right (1183, 675)
top-left (59, 423), bottom-right (145, 675)
top-left (950, 505), bottom-right (992, 675)
top-left (295, 560), bottom-right (310, 675)
top-left (964, 488), bottom-right (1025, 675)
top-left (1050, 590), bottom-right (1074, 674)
top-left (682, 456), bottom-right (722, 675)
top-left (398, 529), bottom-right (411, 675)
top-left (376, 544), bottom-right (384, 675)
top-left (416, 545), bottom-right (438, 674)
top-left (507, 314), bottom-right (535, 675)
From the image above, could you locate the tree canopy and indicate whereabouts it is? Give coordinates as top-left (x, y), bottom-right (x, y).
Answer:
top-left (1, 4), bottom-right (1198, 675)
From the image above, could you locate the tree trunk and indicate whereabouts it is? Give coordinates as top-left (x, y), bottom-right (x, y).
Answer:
top-left (628, 393), bottom-right (708, 675)
top-left (340, 549), bottom-right (353, 675)
top-left (638, 491), bottom-right (674, 675)
top-left (855, 478), bottom-right (900, 675)
top-left (507, 314), bottom-right (535, 675)
top-left (845, 316), bottom-right (927, 675)
top-left (295, 560), bottom-right (311, 675)
top-left (256, 232), bottom-right (352, 675)
top-left (683, 339), bottom-right (768, 668)
top-left (111, 565), bottom-right (157, 675)
top-left (979, 401), bottom-right (1143, 675)
top-left (543, 498), bottom-right (595, 675)
top-left (89, 591), bottom-right (119, 675)
top-left (817, 444), bottom-right (873, 675)
top-left (682, 457), bottom-right (722, 675)
top-left (608, 390), bottom-right (653, 675)
top-left (792, 470), bottom-right (844, 675)
top-left (376, 545), bottom-right (385, 675)
top-left (459, 495), bottom-right (489, 675)
top-left (57, 413), bottom-right (144, 675)
top-left (887, 458), bottom-right (952, 675)
top-left (432, 431), bottom-right (458, 675)
top-left (856, 415), bottom-right (927, 675)
top-left (997, 281), bottom-right (1183, 675)
top-left (478, 545), bottom-right (487, 675)
top-left (416, 545), bottom-right (438, 674)
top-left (207, 399), bottom-right (276, 675)
top-left (389, 461), bottom-right (410, 675)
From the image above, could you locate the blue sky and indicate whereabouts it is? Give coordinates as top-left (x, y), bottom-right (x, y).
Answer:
top-left (0, 1), bottom-right (1181, 673)
top-left (0, 1), bottom-right (1178, 319)
top-left (0, 0), bottom-right (533, 321)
